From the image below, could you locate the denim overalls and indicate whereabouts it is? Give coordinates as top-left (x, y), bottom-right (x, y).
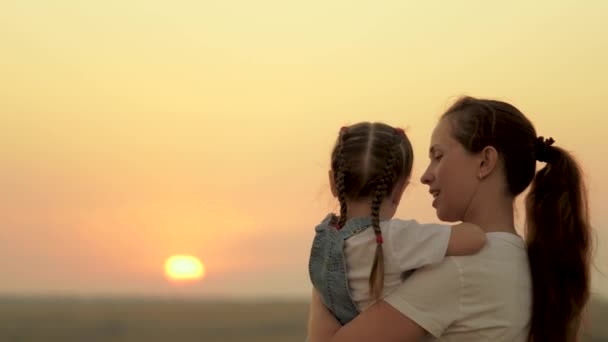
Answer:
top-left (308, 214), bottom-right (375, 325)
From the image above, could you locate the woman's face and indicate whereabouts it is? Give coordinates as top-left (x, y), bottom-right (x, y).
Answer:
top-left (420, 118), bottom-right (480, 222)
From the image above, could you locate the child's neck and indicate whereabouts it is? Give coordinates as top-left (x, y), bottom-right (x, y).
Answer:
top-left (345, 199), bottom-right (395, 221)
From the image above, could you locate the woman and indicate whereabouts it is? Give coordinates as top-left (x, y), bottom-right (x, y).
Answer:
top-left (308, 96), bottom-right (591, 341)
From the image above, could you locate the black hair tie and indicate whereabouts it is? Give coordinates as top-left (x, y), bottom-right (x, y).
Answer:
top-left (535, 136), bottom-right (556, 163)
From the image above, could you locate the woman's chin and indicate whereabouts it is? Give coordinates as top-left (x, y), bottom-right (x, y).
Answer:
top-left (434, 208), bottom-right (446, 221)
top-left (436, 209), bottom-right (457, 223)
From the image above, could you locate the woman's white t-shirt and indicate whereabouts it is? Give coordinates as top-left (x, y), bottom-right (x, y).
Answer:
top-left (384, 232), bottom-right (532, 341)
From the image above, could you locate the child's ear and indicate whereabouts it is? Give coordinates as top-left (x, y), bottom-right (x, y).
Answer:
top-left (391, 178), bottom-right (409, 205)
top-left (328, 170), bottom-right (338, 197)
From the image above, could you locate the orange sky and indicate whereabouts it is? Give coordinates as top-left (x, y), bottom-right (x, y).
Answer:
top-left (1, 1), bottom-right (607, 299)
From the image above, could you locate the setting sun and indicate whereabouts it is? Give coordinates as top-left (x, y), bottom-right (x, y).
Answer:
top-left (164, 255), bottom-right (205, 282)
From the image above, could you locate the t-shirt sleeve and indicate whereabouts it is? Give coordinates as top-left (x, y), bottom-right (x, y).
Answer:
top-left (386, 219), bottom-right (451, 272)
top-left (383, 257), bottom-right (463, 337)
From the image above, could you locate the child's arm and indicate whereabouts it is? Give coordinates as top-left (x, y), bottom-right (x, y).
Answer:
top-left (386, 219), bottom-right (486, 274)
top-left (445, 222), bottom-right (487, 256)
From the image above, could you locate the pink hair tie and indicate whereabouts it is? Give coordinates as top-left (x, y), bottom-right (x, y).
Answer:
top-left (376, 235), bottom-right (383, 244)
top-left (340, 126), bottom-right (349, 133)
top-left (395, 127), bottom-right (405, 135)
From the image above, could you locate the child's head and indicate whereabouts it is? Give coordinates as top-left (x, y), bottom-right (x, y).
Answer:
top-left (329, 122), bottom-right (413, 300)
top-left (330, 122), bottom-right (414, 225)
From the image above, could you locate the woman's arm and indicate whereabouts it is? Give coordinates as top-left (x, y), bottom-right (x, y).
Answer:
top-left (307, 289), bottom-right (340, 341)
top-left (309, 257), bottom-right (463, 341)
top-left (308, 289), bottom-right (426, 342)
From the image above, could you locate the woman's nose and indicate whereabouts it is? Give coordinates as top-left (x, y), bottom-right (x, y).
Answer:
top-left (420, 168), bottom-right (433, 185)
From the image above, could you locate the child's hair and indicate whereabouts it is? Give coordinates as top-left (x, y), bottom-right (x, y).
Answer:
top-left (331, 122), bottom-right (414, 300)
top-left (442, 96), bottom-right (591, 342)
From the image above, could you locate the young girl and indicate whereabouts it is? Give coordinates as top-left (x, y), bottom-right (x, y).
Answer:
top-left (308, 122), bottom-right (487, 325)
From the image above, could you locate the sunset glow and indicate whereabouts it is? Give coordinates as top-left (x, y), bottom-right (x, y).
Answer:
top-left (164, 256), bottom-right (205, 282)
top-left (0, 1), bottom-right (606, 299)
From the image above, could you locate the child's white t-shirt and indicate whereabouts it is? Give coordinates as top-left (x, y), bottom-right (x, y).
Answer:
top-left (344, 218), bottom-right (451, 311)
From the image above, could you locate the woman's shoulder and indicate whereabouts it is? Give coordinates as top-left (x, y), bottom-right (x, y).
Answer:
top-left (446, 234), bottom-right (531, 300)
top-left (403, 233), bottom-right (529, 295)
top-left (450, 232), bottom-right (527, 265)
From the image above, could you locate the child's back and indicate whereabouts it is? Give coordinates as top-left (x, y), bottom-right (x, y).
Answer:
top-left (343, 217), bottom-right (449, 311)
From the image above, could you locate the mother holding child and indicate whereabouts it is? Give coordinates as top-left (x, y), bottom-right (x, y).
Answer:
top-left (307, 96), bottom-right (591, 341)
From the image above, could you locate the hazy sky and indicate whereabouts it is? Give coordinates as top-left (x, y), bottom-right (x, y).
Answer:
top-left (1, 1), bottom-right (607, 299)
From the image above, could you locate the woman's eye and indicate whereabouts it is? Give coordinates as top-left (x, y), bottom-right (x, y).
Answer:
top-left (434, 154), bottom-right (443, 161)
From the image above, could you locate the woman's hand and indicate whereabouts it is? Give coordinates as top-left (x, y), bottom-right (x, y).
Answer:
top-left (307, 289), bottom-right (341, 342)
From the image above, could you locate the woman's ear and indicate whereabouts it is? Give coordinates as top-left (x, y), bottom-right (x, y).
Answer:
top-left (328, 170), bottom-right (337, 197)
top-left (478, 146), bottom-right (499, 180)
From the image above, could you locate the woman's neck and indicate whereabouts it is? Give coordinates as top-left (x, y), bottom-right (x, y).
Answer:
top-left (464, 193), bottom-right (518, 235)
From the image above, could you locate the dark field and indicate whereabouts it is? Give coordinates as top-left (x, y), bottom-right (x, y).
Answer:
top-left (0, 296), bottom-right (606, 341)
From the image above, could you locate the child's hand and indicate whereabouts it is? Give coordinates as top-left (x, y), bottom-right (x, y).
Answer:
top-left (446, 223), bottom-right (487, 256)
